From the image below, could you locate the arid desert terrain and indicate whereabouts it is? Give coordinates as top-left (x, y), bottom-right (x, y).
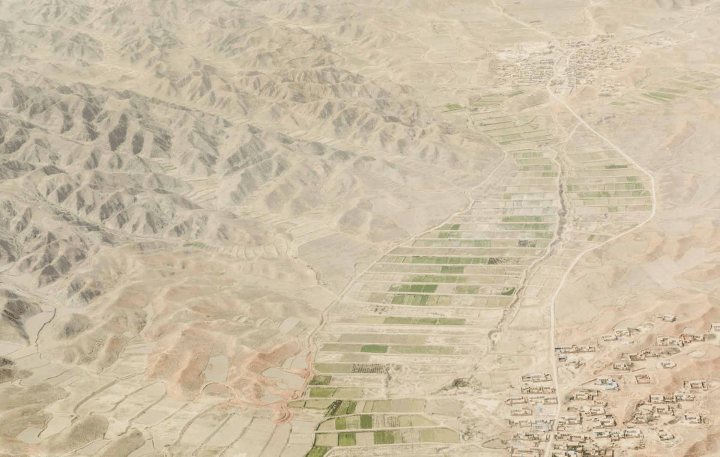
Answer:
top-left (1, 0), bottom-right (720, 456)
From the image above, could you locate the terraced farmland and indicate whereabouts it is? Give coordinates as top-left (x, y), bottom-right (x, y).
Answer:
top-left (614, 72), bottom-right (720, 107)
top-left (294, 97), bottom-right (655, 455)
top-left (290, 104), bottom-right (560, 455)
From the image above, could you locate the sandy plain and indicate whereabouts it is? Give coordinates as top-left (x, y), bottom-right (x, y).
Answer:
top-left (0, 0), bottom-right (719, 456)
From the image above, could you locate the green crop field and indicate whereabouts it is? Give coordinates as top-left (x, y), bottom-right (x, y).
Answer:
top-left (374, 430), bottom-right (397, 445)
top-left (438, 318), bottom-right (465, 325)
top-left (360, 415), bottom-right (373, 429)
top-left (391, 294), bottom-right (432, 305)
top-left (579, 191), bottom-right (611, 198)
top-left (455, 285), bottom-right (479, 294)
top-left (307, 446), bottom-right (331, 457)
top-left (361, 345), bottom-right (388, 353)
top-left (339, 432), bottom-right (356, 446)
top-left (310, 375), bottom-right (332, 385)
top-left (327, 400), bottom-right (357, 416)
top-left (392, 345), bottom-right (454, 354)
top-left (407, 275), bottom-right (466, 283)
top-left (642, 93), bottom-right (670, 102)
top-left (310, 388), bottom-right (335, 398)
top-left (441, 266), bottom-right (464, 273)
top-left (648, 91), bottom-right (676, 99)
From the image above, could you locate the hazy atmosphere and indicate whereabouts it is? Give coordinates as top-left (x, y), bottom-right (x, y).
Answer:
top-left (1, 0), bottom-right (720, 456)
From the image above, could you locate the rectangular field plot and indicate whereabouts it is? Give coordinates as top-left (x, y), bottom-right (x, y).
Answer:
top-left (338, 334), bottom-right (428, 344)
top-left (313, 362), bottom-right (474, 375)
top-left (309, 387), bottom-right (364, 398)
top-left (317, 324), bottom-right (481, 337)
top-left (320, 414), bottom-right (437, 432)
top-left (382, 317), bottom-right (465, 325)
top-left (359, 399), bottom-right (425, 413)
top-left (370, 262), bottom-right (526, 276)
top-left (313, 363), bottom-right (385, 374)
top-left (309, 375), bottom-right (332, 385)
top-left (289, 399), bottom-right (336, 410)
top-left (315, 427), bottom-right (458, 446)
top-left (352, 292), bottom-right (514, 307)
top-left (320, 344), bottom-right (457, 355)
top-left (313, 374), bottom-right (385, 388)
top-left (315, 352), bottom-right (476, 366)
top-left (329, 303), bottom-right (503, 322)
top-left (387, 284), bottom-right (439, 293)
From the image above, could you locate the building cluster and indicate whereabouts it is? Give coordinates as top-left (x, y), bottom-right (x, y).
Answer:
top-left (562, 37), bottom-right (630, 90)
top-left (503, 310), bottom-right (720, 455)
top-left (506, 319), bottom-right (718, 456)
top-left (656, 327), bottom-right (713, 346)
top-left (623, 349), bottom-right (667, 362)
top-left (548, 391), bottom-right (640, 455)
top-left (491, 51), bottom-right (555, 87)
top-left (628, 380), bottom-right (707, 427)
top-left (555, 345), bottom-right (596, 362)
top-left (506, 373), bottom-right (557, 456)
top-left (605, 323), bottom-right (716, 369)
top-left (600, 327), bottom-right (640, 341)
top-left (544, 375), bottom-right (646, 456)
top-left (503, 370), bottom-right (648, 456)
